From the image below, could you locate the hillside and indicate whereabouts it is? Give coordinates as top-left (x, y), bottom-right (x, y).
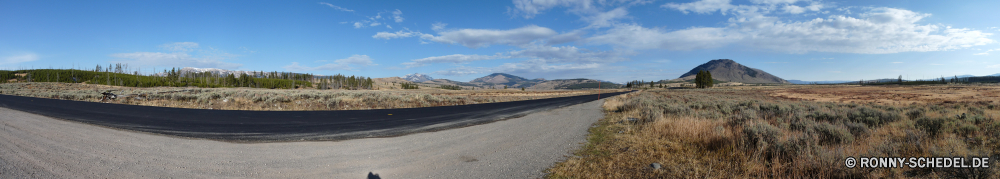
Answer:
top-left (674, 59), bottom-right (789, 84)
top-left (469, 73), bottom-right (544, 87)
top-left (529, 79), bottom-right (621, 90)
top-left (420, 79), bottom-right (478, 88)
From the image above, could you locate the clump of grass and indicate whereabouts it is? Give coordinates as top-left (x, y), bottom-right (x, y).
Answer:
top-left (549, 88), bottom-right (999, 178)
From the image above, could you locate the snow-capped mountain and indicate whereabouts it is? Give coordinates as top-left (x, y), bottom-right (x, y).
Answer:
top-left (402, 73), bottom-right (434, 82)
top-left (155, 67), bottom-right (258, 77)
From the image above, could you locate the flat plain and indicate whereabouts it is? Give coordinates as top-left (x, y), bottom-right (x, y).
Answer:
top-left (0, 82), bottom-right (619, 111)
top-left (548, 84), bottom-right (999, 178)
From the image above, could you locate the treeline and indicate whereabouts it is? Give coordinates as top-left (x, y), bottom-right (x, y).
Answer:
top-left (438, 84), bottom-right (462, 90)
top-left (862, 75), bottom-right (1000, 86)
top-left (558, 82), bottom-right (620, 89)
top-left (625, 80), bottom-right (671, 89)
top-left (0, 64), bottom-right (408, 90)
top-left (400, 82), bottom-right (419, 89)
top-left (316, 74), bottom-right (374, 90)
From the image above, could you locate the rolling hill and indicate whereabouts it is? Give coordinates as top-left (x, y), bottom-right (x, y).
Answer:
top-left (674, 59), bottom-right (789, 84)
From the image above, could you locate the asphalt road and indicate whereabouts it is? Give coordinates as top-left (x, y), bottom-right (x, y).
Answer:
top-left (0, 97), bottom-right (611, 178)
top-left (0, 91), bottom-right (629, 142)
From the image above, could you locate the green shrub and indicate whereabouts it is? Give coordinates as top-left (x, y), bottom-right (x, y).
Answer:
top-left (915, 117), bottom-right (946, 138)
top-left (806, 111), bottom-right (842, 122)
top-left (847, 107), bottom-right (901, 127)
top-left (906, 108), bottom-right (926, 120)
top-left (843, 121), bottom-right (869, 137)
top-left (967, 107), bottom-right (985, 115)
top-left (954, 123), bottom-right (979, 137)
top-left (766, 135), bottom-right (816, 163)
top-left (789, 117), bottom-right (815, 131)
top-left (729, 108), bottom-right (758, 126)
top-left (813, 123), bottom-right (855, 145)
top-left (743, 122), bottom-right (781, 148)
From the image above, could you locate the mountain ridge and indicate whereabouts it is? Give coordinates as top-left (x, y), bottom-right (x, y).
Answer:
top-left (675, 59), bottom-right (789, 84)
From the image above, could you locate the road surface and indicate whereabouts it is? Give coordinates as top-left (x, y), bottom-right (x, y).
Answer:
top-left (0, 98), bottom-right (609, 178)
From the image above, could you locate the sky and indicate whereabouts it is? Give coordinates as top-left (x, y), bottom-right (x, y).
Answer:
top-left (1, 0), bottom-right (998, 83)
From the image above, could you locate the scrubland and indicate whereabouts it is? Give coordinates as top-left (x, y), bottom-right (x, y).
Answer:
top-left (548, 85), bottom-right (999, 178)
top-left (0, 82), bottom-right (613, 111)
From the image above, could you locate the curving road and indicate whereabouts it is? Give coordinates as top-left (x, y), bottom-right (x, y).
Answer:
top-left (0, 92), bottom-right (626, 178)
top-left (0, 91), bottom-right (629, 142)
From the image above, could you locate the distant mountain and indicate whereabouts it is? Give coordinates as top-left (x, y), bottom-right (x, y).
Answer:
top-left (420, 79), bottom-right (476, 87)
top-left (159, 67), bottom-right (257, 77)
top-left (787, 80), bottom-right (853, 84)
top-left (469, 73), bottom-right (544, 87)
top-left (529, 79), bottom-right (621, 90)
top-left (674, 59), bottom-right (789, 84)
top-left (402, 73), bottom-right (434, 82)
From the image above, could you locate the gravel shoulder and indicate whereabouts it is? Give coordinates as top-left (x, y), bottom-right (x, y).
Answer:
top-left (0, 99), bottom-right (605, 178)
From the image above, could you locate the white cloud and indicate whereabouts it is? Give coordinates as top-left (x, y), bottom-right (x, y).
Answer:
top-left (584, 7), bottom-right (629, 28)
top-left (434, 66), bottom-right (493, 76)
top-left (431, 22), bottom-right (447, 31)
top-left (621, 4), bottom-right (997, 54)
top-left (402, 44), bottom-right (627, 69)
top-left (159, 42), bottom-right (199, 52)
top-left (662, 0), bottom-right (735, 15)
top-left (375, 24), bottom-right (584, 47)
top-left (1, 53), bottom-right (39, 65)
top-left (239, 47), bottom-right (256, 54)
top-left (283, 55), bottom-right (377, 71)
top-left (510, 0), bottom-right (597, 19)
top-left (402, 54), bottom-right (504, 68)
top-left (372, 30), bottom-right (422, 39)
top-left (546, 30), bottom-right (586, 45)
top-left (587, 24), bottom-right (738, 50)
top-left (417, 44), bottom-right (630, 77)
top-left (783, 5), bottom-right (805, 14)
top-left (750, 0), bottom-right (799, 4)
top-left (974, 48), bottom-right (1000, 55)
top-left (433, 59), bottom-right (605, 77)
top-left (347, 10), bottom-right (400, 29)
top-left (111, 42), bottom-right (242, 69)
top-left (988, 64), bottom-right (1000, 68)
top-left (392, 9), bottom-right (404, 23)
top-left (111, 52), bottom-right (242, 69)
top-left (508, 45), bottom-right (628, 63)
top-left (318, 2), bottom-right (354, 12)
top-left (420, 25), bottom-right (558, 48)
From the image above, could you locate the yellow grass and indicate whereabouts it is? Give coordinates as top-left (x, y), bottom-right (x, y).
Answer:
top-left (549, 85), bottom-right (1000, 178)
top-left (0, 82), bottom-right (625, 111)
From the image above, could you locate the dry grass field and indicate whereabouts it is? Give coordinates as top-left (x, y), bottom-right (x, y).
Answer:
top-left (0, 82), bottom-right (618, 111)
top-left (548, 85), bottom-right (999, 178)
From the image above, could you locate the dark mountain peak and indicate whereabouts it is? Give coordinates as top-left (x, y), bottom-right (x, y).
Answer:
top-left (470, 73), bottom-right (535, 86)
top-left (676, 59), bottom-right (789, 84)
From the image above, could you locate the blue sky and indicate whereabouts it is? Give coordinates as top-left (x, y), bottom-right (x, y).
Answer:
top-left (1, 0), bottom-right (998, 83)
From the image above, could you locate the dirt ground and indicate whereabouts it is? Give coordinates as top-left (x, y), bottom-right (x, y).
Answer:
top-left (767, 85), bottom-right (1000, 105)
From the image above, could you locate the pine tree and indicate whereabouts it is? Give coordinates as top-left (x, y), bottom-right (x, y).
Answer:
top-left (706, 71), bottom-right (713, 88)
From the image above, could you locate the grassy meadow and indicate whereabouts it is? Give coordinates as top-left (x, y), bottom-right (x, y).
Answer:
top-left (0, 82), bottom-right (612, 111)
top-left (548, 86), bottom-right (999, 178)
